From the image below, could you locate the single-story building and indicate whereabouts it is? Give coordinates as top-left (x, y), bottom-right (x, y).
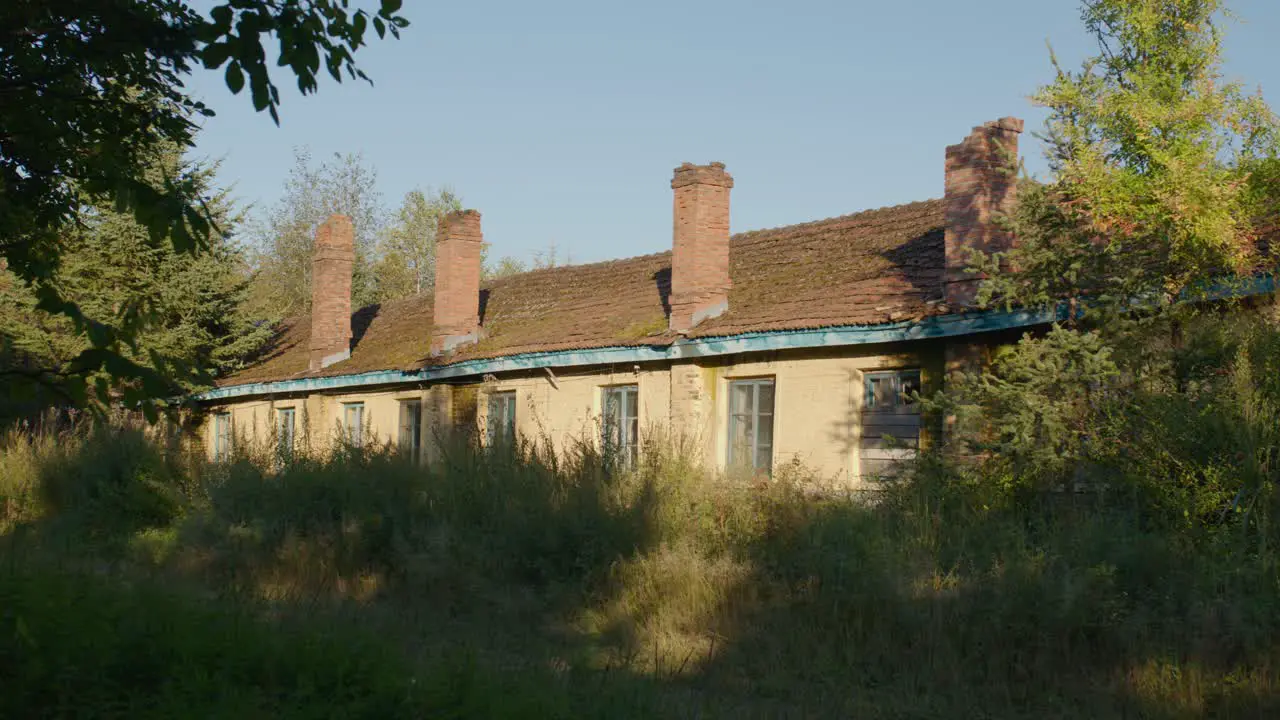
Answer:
top-left (197, 116), bottom-right (1058, 483)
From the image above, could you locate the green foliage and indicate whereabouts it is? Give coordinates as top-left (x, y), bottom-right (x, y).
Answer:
top-left (373, 187), bottom-right (464, 299)
top-left (1, 0), bottom-right (408, 411)
top-left (977, 0), bottom-right (1279, 315)
top-left (943, 0), bottom-right (1280, 526)
top-left (5, 421), bottom-right (1280, 716)
top-left (247, 148), bottom-right (388, 319)
top-left (933, 307), bottom-right (1280, 540)
top-left (937, 326), bottom-right (1121, 485)
top-left (1, 149), bottom-right (272, 419)
top-left (484, 254), bottom-right (529, 280)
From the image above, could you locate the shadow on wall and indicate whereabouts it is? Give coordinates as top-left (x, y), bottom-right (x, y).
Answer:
top-left (825, 369), bottom-right (862, 460)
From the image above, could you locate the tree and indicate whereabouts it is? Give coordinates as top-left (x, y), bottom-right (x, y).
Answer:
top-left (479, 241), bottom-right (567, 282)
top-left (247, 149), bottom-right (387, 319)
top-left (936, 0), bottom-right (1280, 508)
top-left (976, 0), bottom-right (1279, 315)
top-left (1, 0), bottom-right (408, 409)
top-left (373, 187), bottom-right (463, 300)
top-left (484, 255), bottom-right (529, 281)
top-left (0, 149), bottom-right (272, 421)
top-left (531, 241), bottom-right (572, 270)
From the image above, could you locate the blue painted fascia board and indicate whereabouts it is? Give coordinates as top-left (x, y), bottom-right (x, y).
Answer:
top-left (194, 304), bottom-right (1065, 403)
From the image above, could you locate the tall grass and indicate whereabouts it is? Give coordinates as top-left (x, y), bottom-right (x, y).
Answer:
top-left (3, 416), bottom-right (1280, 717)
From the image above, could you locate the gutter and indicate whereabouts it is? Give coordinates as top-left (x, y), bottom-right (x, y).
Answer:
top-left (194, 304), bottom-right (1066, 403)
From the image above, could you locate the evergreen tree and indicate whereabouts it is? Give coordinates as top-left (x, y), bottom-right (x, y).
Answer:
top-left (2, 1), bottom-right (409, 409)
top-left (0, 149), bottom-right (271, 420)
top-left (937, 0), bottom-right (1280, 504)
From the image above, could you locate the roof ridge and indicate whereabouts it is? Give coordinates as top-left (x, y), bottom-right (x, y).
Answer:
top-left (481, 197), bottom-right (941, 286)
top-left (268, 197), bottom-right (943, 324)
top-left (218, 196), bottom-right (948, 388)
top-left (730, 198), bottom-right (944, 243)
top-left (482, 249), bottom-right (672, 288)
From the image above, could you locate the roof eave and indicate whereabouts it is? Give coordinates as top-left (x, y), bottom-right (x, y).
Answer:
top-left (193, 304), bottom-right (1063, 403)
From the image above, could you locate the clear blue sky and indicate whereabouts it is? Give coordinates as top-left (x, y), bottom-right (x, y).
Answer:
top-left (188, 0), bottom-right (1280, 266)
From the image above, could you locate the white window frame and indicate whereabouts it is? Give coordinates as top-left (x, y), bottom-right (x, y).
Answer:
top-left (213, 411), bottom-right (232, 462)
top-left (276, 407), bottom-right (296, 461)
top-left (486, 391), bottom-right (517, 446)
top-left (601, 384), bottom-right (639, 468)
top-left (727, 377), bottom-right (775, 475)
top-left (399, 399), bottom-right (422, 461)
top-left (342, 402), bottom-right (365, 447)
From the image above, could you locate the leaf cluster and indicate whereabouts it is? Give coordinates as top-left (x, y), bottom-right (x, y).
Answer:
top-left (0, 0), bottom-right (408, 414)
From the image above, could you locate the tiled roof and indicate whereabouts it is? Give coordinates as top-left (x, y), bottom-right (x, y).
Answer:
top-left (220, 199), bottom-right (947, 386)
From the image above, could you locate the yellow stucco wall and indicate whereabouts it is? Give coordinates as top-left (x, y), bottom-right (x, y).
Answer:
top-left (202, 342), bottom-right (945, 485)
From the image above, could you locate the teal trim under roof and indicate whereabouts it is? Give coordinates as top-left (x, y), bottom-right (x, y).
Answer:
top-left (196, 271), bottom-right (1278, 403)
top-left (195, 304), bottom-right (1064, 402)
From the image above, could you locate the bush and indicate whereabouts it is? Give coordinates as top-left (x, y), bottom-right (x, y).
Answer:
top-left (3, 409), bottom-right (1280, 717)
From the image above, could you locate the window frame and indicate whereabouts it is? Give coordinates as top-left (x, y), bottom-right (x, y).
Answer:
top-left (276, 406), bottom-right (296, 461)
top-left (727, 377), bottom-right (775, 475)
top-left (342, 402), bottom-right (365, 447)
top-left (486, 391), bottom-right (517, 447)
top-left (863, 369), bottom-right (922, 411)
top-left (399, 399), bottom-right (423, 461)
top-left (213, 411), bottom-right (232, 462)
top-left (860, 368), bottom-right (923, 480)
top-left (601, 384), bottom-right (640, 468)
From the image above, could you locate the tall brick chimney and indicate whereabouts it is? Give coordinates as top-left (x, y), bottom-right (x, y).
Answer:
top-left (669, 162), bottom-right (733, 333)
top-left (944, 117), bottom-right (1023, 307)
top-left (310, 214), bottom-right (354, 371)
top-left (431, 209), bottom-right (483, 354)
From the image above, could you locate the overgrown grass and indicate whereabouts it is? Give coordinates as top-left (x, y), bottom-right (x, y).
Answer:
top-left (3, 416), bottom-right (1280, 718)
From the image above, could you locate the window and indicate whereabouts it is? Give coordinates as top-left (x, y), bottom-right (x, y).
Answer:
top-left (342, 402), bottom-right (365, 447)
top-left (277, 407), bottom-right (296, 461)
top-left (728, 378), bottom-right (774, 474)
top-left (399, 400), bottom-right (422, 461)
top-left (213, 412), bottom-right (232, 461)
top-left (860, 369), bottom-right (922, 480)
top-left (487, 391), bottom-right (517, 446)
top-left (602, 385), bottom-right (639, 468)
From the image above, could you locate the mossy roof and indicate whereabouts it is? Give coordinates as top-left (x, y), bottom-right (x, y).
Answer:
top-left (221, 198), bottom-right (948, 386)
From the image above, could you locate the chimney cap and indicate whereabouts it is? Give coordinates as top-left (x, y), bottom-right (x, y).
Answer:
top-left (315, 214), bottom-right (354, 248)
top-left (671, 161), bottom-right (733, 189)
top-left (983, 117), bottom-right (1024, 133)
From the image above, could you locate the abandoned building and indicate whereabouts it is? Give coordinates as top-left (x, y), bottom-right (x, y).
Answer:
top-left (196, 116), bottom-right (1055, 483)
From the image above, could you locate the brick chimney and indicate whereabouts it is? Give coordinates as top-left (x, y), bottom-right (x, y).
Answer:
top-left (310, 214), bottom-right (354, 371)
top-left (431, 209), bottom-right (483, 354)
top-left (669, 162), bottom-right (733, 333)
top-left (944, 117), bottom-right (1023, 307)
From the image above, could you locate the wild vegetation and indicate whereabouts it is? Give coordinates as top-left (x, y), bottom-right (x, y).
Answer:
top-left (3, 0), bottom-right (1280, 717)
top-left (1, 1), bottom-right (410, 409)
top-left (3, 360), bottom-right (1280, 719)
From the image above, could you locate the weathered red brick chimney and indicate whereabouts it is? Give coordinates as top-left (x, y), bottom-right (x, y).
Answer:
top-left (431, 209), bottom-right (483, 354)
top-left (669, 162), bottom-right (733, 333)
top-left (944, 117), bottom-right (1023, 307)
top-left (310, 214), bottom-right (354, 371)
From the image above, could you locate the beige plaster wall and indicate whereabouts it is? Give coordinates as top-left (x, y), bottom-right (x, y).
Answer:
top-left (202, 343), bottom-right (944, 485)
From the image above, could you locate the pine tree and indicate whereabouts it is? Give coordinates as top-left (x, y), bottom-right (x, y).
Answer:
top-left (0, 148), bottom-right (271, 420)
